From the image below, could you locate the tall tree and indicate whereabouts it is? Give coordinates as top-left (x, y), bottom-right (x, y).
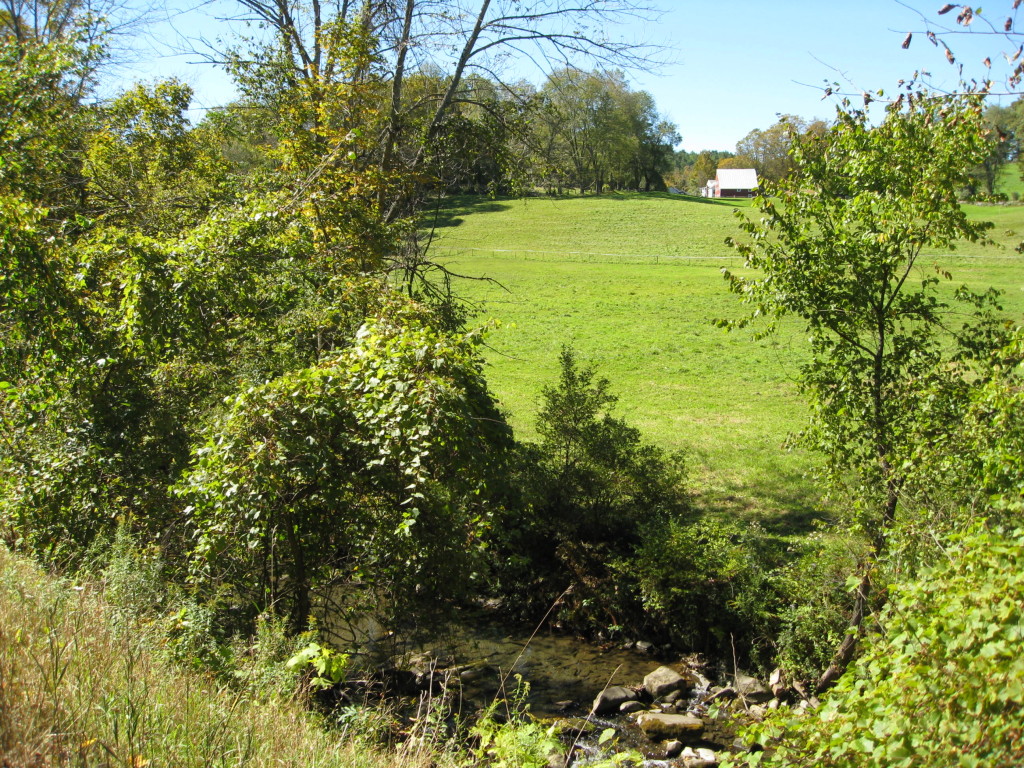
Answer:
top-left (536, 67), bottom-right (676, 193)
top-left (724, 84), bottom-right (1001, 689)
top-left (735, 114), bottom-right (827, 184)
top-left (686, 150), bottom-right (718, 192)
top-left (222, 0), bottom-right (661, 215)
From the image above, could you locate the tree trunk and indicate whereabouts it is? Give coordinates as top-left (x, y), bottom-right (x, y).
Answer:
top-left (377, 0), bottom-right (415, 211)
top-left (816, 569), bottom-right (870, 693)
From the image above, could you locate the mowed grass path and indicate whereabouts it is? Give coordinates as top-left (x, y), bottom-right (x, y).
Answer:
top-left (430, 193), bottom-right (1024, 518)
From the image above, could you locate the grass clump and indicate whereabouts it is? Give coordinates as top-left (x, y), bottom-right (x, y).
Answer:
top-left (0, 545), bottom-right (435, 768)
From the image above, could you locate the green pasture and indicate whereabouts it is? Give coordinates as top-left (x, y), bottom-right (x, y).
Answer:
top-left (996, 163), bottom-right (1024, 199)
top-left (429, 192), bottom-right (1024, 517)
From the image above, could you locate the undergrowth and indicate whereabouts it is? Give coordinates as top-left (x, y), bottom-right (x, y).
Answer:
top-left (0, 545), bottom-right (449, 768)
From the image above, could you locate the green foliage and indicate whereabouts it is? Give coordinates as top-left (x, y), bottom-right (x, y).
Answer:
top-left (534, 346), bottom-right (685, 531)
top-left (0, 36), bottom-right (92, 374)
top-left (180, 310), bottom-right (511, 630)
top-left (470, 679), bottom-right (563, 768)
top-left (724, 525), bottom-right (1024, 768)
top-left (84, 80), bottom-right (230, 234)
top-left (630, 518), bottom-right (778, 656)
top-left (534, 69), bottom-right (678, 194)
top-left (769, 534), bottom-right (860, 681)
top-left (734, 115), bottom-right (827, 183)
top-left (488, 346), bottom-right (687, 633)
top-left (899, 327), bottom-right (1024, 535)
top-left (0, 34), bottom-right (93, 218)
top-left (286, 642), bottom-right (350, 689)
top-left (725, 86), bottom-right (1001, 552)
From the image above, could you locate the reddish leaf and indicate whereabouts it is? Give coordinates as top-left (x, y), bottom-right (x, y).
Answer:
top-left (902, 32), bottom-right (913, 48)
top-left (1006, 17), bottom-right (1014, 31)
top-left (927, 30), bottom-right (939, 45)
top-left (937, 3), bottom-right (956, 14)
top-left (984, 56), bottom-right (992, 67)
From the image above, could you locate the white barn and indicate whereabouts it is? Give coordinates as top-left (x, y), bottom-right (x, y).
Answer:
top-left (707, 168), bottom-right (758, 198)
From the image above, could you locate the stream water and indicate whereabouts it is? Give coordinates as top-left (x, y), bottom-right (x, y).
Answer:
top-left (337, 615), bottom-right (730, 765)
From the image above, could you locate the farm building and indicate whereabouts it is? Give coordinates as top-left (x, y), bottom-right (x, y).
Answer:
top-left (702, 168), bottom-right (758, 198)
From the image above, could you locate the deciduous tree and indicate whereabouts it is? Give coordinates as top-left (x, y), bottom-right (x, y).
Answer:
top-left (734, 115), bottom-right (827, 184)
top-left (724, 84), bottom-right (1001, 689)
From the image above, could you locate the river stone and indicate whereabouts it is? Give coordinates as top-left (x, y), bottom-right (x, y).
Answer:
top-left (592, 685), bottom-right (638, 715)
top-left (665, 740), bottom-right (684, 758)
top-left (636, 712), bottom-right (704, 742)
top-left (548, 717), bottom-right (598, 737)
top-left (680, 746), bottom-right (719, 767)
top-left (644, 665), bottom-right (693, 699)
top-left (620, 701), bottom-right (646, 714)
top-left (734, 674), bottom-right (773, 704)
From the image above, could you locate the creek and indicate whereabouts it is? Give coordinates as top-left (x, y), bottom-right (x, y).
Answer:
top-left (334, 614), bottom-right (736, 765)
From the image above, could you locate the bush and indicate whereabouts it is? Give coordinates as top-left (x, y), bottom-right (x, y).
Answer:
top-left (179, 311), bottom-right (512, 633)
top-left (725, 525), bottom-right (1024, 767)
top-left (629, 516), bottom-right (814, 664)
top-left (486, 346), bottom-right (688, 635)
top-left (769, 533), bottom-right (860, 682)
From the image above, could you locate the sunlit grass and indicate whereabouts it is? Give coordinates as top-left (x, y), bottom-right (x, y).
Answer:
top-left (430, 192), bottom-right (1024, 518)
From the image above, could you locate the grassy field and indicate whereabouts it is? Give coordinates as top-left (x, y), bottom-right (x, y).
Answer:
top-left (997, 163), bottom-right (1024, 199)
top-left (429, 192), bottom-right (1024, 518)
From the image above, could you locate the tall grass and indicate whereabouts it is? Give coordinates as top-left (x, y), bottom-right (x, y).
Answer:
top-left (0, 546), bottom-right (446, 768)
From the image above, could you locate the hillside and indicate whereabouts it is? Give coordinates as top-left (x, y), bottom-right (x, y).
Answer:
top-left (431, 192), bottom-right (1024, 516)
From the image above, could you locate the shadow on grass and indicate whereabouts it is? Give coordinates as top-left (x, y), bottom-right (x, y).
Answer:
top-left (697, 464), bottom-right (831, 538)
top-left (568, 190), bottom-right (748, 207)
top-left (423, 195), bottom-right (513, 229)
top-left (663, 193), bottom-right (751, 207)
top-left (423, 191), bottom-right (747, 228)
top-left (526, 190), bottom-right (748, 207)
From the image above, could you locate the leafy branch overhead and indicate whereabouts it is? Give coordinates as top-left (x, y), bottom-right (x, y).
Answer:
top-left (901, 2), bottom-right (1024, 88)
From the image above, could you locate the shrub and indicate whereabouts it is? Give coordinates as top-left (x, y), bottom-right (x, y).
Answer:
top-left (769, 533), bottom-right (860, 682)
top-left (179, 311), bottom-right (512, 633)
top-left (724, 525), bottom-right (1024, 767)
top-left (628, 517), bottom-right (819, 664)
top-left (487, 346), bottom-right (688, 635)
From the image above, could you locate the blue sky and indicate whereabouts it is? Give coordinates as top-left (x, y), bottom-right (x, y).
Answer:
top-left (110, 0), bottom-right (1018, 153)
top-left (630, 0), bottom-right (1016, 150)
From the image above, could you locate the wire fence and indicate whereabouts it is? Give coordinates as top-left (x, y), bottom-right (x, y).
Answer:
top-left (434, 246), bottom-right (744, 267)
